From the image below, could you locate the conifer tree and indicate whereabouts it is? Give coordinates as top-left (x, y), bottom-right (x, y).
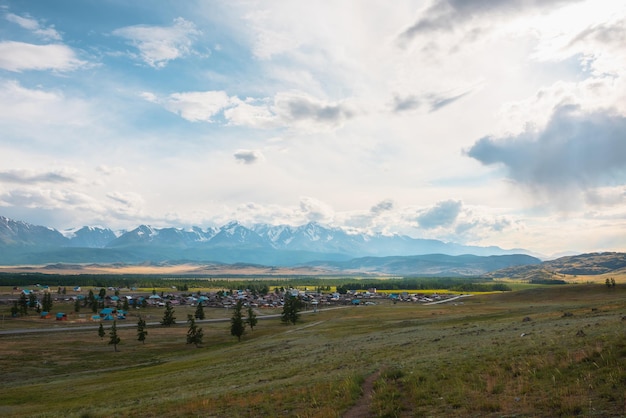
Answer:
top-left (230, 300), bottom-right (245, 341)
top-left (186, 314), bottom-right (203, 347)
top-left (28, 292), bottom-right (37, 310)
top-left (247, 305), bottom-right (258, 331)
top-left (98, 323), bottom-right (105, 339)
top-left (137, 316), bottom-right (148, 344)
top-left (194, 302), bottom-right (205, 320)
top-left (108, 321), bottom-right (120, 351)
top-left (87, 289), bottom-right (95, 308)
top-left (18, 293), bottom-right (28, 316)
top-left (281, 294), bottom-right (303, 325)
top-left (42, 292), bottom-right (53, 312)
top-left (161, 301), bottom-right (176, 326)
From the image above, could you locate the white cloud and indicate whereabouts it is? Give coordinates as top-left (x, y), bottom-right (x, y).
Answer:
top-left (0, 80), bottom-right (90, 126)
top-left (298, 197), bottom-right (335, 223)
top-left (113, 17), bottom-right (200, 68)
top-left (224, 97), bottom-right (276, 129)
top-left (0, 187), bottom-right (95, 210)
top-left (0, 169), bottom-right (75, 184)
top-left (5, 12), bottom-right (62, 40)
top-left (165, 90), bottom-right (233, 122)
top-left (144, 89), bottom-right (355, 131)
top-left (0, 41), bottom-right (86, 72)
top-left (106, 191), bottom-right (144, 208)
top-left (0, 79), bottom-right (94, 131)
top-left (96, 165), bottom-right (127, 176)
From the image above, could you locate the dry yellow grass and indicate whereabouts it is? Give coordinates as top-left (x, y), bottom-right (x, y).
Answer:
top-left (0, 263), bottom-right (333, 276)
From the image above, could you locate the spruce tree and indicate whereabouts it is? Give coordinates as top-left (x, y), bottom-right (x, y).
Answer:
top-left (186, 315), bottom-right (203, 347)
top-left (281, 295), bottom-right (303, 325)
top-left (230, 300), bottom-right (245, 341)
top-left (108, 321), bottom-right (120, 352)
top-left (87, 289), bottom-right (95, 308)
top-left (18, 293), bottom-right (28, 316)
top-left (28, 292), bottom-right (37, 310)
top-left (247, 305), bottom-right (258, 331)
top-left (42, 293), bottom-right (53, 312)
top-left (137, 316), bottom-right (148, 344)
top-left (194, 302), bottom-right (205, 320)
top-left (98, 323), bottom-right (105, 339)
top-left (161, 301), bottom-right (176, 326)
top-left (74, 298), bottom-right (81, 313)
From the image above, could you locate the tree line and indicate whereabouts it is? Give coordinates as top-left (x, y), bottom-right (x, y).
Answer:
top-left (335, 277), bottom-right (511, 293)
top-left (2, 273), bottom-right (510, 294)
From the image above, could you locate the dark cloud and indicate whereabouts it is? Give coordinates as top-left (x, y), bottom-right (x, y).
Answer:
top-left (430, 91), bottom-right (471, 112)
top-left (393, 95), bottom-right (421, 112)
top-left (370, 199), bottom-right (394, 214)
top-left (416, 200), bottom-right (462, 229)
top-left (279, 95), bottom-right (353, 125)
top-left (234, 149), bottom-right (263, 164)
top-left (466, 105), bottom-right (626, 193)
top-left (0, 170), bottom-right (74, 184)
top-left (393, 90), bottom-right (470, 113)
top-left (398, 0), bottom-right (578, 44)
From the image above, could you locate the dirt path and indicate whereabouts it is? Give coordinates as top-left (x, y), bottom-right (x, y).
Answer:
top-left (342, 368), bottom-right (382, 418)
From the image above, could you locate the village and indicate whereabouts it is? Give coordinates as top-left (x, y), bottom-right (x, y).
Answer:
top-left (5, 284), bottom-right (459, 322)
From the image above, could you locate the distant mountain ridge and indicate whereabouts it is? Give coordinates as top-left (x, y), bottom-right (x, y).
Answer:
top-left (303, 253), bottom-right (542, 276)
top-left (0, 215), bottom-right (535, 266)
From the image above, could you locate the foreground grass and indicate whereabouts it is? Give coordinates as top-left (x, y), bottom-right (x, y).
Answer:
top-left (1, 285), bottom-right (626, 417)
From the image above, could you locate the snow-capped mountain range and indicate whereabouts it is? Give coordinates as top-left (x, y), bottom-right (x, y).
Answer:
top-left (0, 215), bottom-right (534, 266)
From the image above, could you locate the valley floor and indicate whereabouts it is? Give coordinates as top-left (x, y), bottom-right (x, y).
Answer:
top-left (0, 284), bottom-right (625, 417)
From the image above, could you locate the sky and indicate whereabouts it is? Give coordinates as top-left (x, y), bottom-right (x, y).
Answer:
top-left (0, 0), bottom-right (625, 256)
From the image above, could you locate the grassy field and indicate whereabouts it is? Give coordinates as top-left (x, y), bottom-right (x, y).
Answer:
top-left (1, 284), bottom-right (626, 417)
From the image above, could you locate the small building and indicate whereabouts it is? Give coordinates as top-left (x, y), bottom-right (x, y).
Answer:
top-left (40, 311), bottom-right (51, 319)
top-left (56, 312), bottom-right (68, 321)
top-left (99, 307), bottom-right (117, 319)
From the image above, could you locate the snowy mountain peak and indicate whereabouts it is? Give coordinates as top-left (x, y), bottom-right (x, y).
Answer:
top-left (0, 215), bottom-right (536, 265)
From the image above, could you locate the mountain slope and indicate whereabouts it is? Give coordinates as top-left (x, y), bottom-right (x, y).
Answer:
top-left (0, 216), bottom-right (68, 247)
top-left (485, 252), bottom-right (626, 280)
top-left (0, 215), bottom-right (536, 266)
top-left (307, 253), bottom-right (541, 276)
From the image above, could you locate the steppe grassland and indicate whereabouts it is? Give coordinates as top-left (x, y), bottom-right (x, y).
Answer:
top-left (0, 285), bottom-right (625, 417)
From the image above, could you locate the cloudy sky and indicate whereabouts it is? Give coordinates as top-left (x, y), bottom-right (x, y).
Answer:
top-left (1, 0), bottom-right (625, 256)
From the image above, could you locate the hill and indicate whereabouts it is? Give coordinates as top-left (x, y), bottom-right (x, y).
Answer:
top-left (1, 285), bottom-right (626, 416)
top-left (485, 252), bottom-right (626, 281)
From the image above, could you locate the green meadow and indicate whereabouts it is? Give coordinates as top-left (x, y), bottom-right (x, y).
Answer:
top-left (1, 284), bottom-right (626, 417)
